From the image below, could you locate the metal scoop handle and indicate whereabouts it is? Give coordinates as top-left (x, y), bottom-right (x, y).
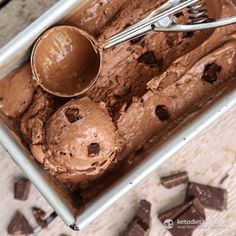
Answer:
top-left (103, 0), bottom-right (236, 49)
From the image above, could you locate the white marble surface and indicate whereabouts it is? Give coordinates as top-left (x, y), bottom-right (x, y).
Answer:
top-left (0, 1), bottom-right (235, 236)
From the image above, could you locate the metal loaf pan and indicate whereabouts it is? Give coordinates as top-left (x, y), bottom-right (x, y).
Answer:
top-left (0, 0), bottom-right (236, 231)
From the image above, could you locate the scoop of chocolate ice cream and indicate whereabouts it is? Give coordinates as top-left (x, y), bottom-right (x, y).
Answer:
top-left (0, 63), bottom-right (36, 118)
top-left (31, 97), bottom-right (123, 184)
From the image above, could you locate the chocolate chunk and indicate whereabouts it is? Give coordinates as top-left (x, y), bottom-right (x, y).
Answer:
top-left (158, 201), bottom-right (192, 223)
top-left (88, 143), bottom-right (100, 157)
top-left (159, 198), bottom-right (205, 236)
top-left (122, 200), bottom-right (151, 236)
top-left (155, 105), bottom-right (170, 121)
top-left (161, 172), bottom-right (189, 189)
top-left (201, 63), bottom-right (222, 83)
top-left (135, 199), bottom-right (151, 230)
top-left (32, 207), bottom-right (47, 228)
top-left (169, 206), bottom-right (205, 236)
top-left (187, 182), bottom-right (227, 211)
top-left (122, 220), bottom-right (146, 236)
top-left (14, 178), bottom-right (31, 201)
top-left (138, 51), bottom-right (159, 66)
top-left (7, 211), bottom-right (33, 235)
top-left (65, 108), bottom-right (82, 123)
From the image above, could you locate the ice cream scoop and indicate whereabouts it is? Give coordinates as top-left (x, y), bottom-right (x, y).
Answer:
top-left (31, 0), bottom-right (236, 97)
top-left (30, 97), bottom-right (122, 183)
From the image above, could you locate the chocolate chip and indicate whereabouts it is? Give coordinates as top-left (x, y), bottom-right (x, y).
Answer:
top-left (155, 105), bottom-right (170, 121)
top-left (0, 96), bottom-right (3, 102)
top-left (161, 171), bottom-right (189, 189)
top-left (88, 143), bottom-right (100, 157)
top-left (32, 207), bottom-right (48, 228)
top-left (137, 51), bottom-right (159, 66)
top-left (187, 182), bottom-right (227, 211)
top-left (201, 63), bottom-right (222, 83)
top-left (7, 211), bottom-right (33, 235)
top-left (14, 178), bottom-right (31, 201)
top-left (65, 108), bottom-right (82, 123)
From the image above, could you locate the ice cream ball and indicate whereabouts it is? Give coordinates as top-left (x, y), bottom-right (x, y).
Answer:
top-left (32, 97), bottom-right (122, 184)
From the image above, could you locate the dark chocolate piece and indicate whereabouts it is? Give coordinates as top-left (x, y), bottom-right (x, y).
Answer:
top-left (201, 63), bottom-right (222, 83)
top-left (169, 206), bottom-right (205, 236)
top-left (160, 172), bottom-right (188, 189)
top-left (187, 182), bottom-right (227, 211)
top-left (65, 108), bottom-right (82, 123)
top-left (122, 220), bottom-right (146, 236)
top-left (32, 207), bottom-right (47, 228)
top-left (87, 143), bottom-right (100, 157)
top-left (158, 202), bottom-right (192, 223)
top-left (7, 211), bottom-right (33, 235)
top-left (155, 105), bottom-right (170, 121)
top-left (158, 198), bottom-right (206, 236)
top-left (14, 178), bottom-right (31, 201)
top-left (122, 200), bottom-right (151, 236)
top-left (135, 199), bottom-right (151, 230)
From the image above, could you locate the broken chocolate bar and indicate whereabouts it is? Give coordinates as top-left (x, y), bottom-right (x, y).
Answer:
top-left (7, 211), bottom-right (33, 235)
top-left (161, 172), bottom-right (188, 189)
top-left (158, 198), bottom-right (205, 236)
top-left (187, 182), bottom-right (227, 211)
top-left (169, 206), bottom-right (205, 236)
top-left (14, 178), bottom-right (31, 201)
top-left (122, 200), bottom-right (151, 236)
top-left (32, 207), bottom-right (48, 228)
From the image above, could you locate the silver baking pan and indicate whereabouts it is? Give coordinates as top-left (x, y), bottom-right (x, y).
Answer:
top-left (0, 0), bottom-right (236, 231)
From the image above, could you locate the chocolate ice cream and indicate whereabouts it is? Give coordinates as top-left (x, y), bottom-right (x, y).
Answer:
top-left (29, 97), bottom-right (123, 183)
top-left (0, 0), bottom-right (236, 188)
top-left (0, 63), bottom-right (36, 118)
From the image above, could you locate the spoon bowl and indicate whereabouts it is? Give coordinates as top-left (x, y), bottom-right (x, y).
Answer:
top-left (31, 26), bottom-right (101, 97)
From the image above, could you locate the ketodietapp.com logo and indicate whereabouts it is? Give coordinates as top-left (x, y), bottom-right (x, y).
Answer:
top-left (163, 219), bottom-right (174, 229)
top-left (163, 218), bottom-right (226, 230)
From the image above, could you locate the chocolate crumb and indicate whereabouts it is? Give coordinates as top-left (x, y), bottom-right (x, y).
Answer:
top-left (187, 182), bottom-right (227, 211)
top-left (14, 178), bottom-right (31, 201)
top-left (32, 207), bottom-right (47, 228)
top-left (65, 108), bottom-right (82, 123)
top-left (201, 63), bottom-right (222, 83)
top-left (88, 143), bottom-right (100, 157)
top-left (155, 105), bottom-right (170, 121)
top-left (7, 211), bottom-right (33, 235)
top-left (161, 171), bottom-right (188, 189)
